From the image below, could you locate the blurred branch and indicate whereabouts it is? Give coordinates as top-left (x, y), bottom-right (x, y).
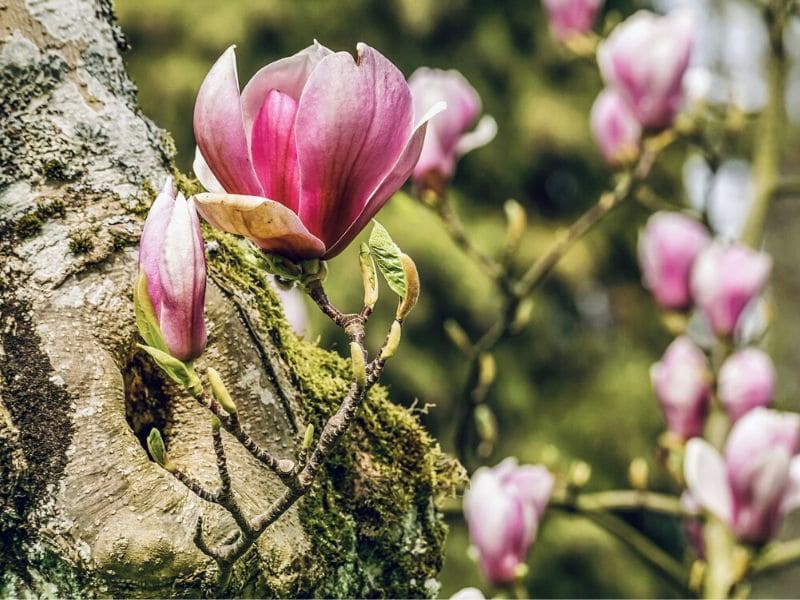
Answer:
top-left (550, 489), bottom-right (693, 518)
top-left (750, 537), bottom-right (800, 575)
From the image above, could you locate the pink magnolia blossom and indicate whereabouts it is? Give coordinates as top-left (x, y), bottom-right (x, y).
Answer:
top-left (690, 242), bottom-right (771, 337)
top-left (408, 67), bottom-right (497, 190)
top-left (542, 0), bottom-right (604, 42)
top-left (718, 348), bottom-right (775, 422)
top-left (650, 336), bottom-right (710, 439)
top-left (685, 408), bottom-right (800, 544)
top-left (591, 87), bottom-right (642, 165)
top-left (637, 212), bottom-right (710, 309)
top-left (463, 458), bottom-right (554, 585)
top-left (192, 43), bottom-right (443, 260)
top-left (139, 177), bottom-right (207, 361)
top-left (598, 9), bottom-right (695, 129)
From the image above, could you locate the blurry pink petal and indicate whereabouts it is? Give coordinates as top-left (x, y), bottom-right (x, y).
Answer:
top-left (779, 456), bottom-right (800, 515)
top-left (456, 114), bottom-right (498, 156)
top-left (194, 193), bottom-right (325, 259)
top-left (139, 177), bottom-right (178, 313)
top-left (193, 46), bottom-right (263, 196)
top-left (684, 439), bottom-right (733, 524)
top-left (193, 147), bottom-right (225, 193)
top-left (240, 41), bottom-right (333, 138)
top-left (591, 87), bottom-right (642, 165)
top-left (295, 43), bottom-right (414, 245)
top-left (251, 90), bottom-right (302, 212)
top-left (543, 0), bottom-right (604, 42)
top-left (718, 348), bottom-right (775, 422)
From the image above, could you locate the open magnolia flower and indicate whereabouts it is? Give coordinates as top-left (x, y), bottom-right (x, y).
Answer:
top-left (192, 42), bottom-right (444, 260)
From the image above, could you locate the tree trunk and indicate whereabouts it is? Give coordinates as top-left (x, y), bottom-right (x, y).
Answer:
top-left (0, 0), bottom-right (461, 596)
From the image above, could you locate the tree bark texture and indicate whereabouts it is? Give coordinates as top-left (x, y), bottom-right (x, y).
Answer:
top-left (0, 0), bottom-right (462, 596)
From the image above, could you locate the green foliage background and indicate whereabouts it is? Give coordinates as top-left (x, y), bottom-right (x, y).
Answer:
top-left (114, 0), bottom-right (800, 596)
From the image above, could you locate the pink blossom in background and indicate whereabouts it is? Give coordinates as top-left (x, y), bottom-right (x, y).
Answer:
top-left (268, 276), bottom-right (309, 336)
top-left (542, 0), bottom-right (604, 42)
top-left (650, 336), bottom-right (710, 439)
top-left (463, 458), bottom-right (554, 585)
top-left (685, 408), bottom-right (800, 544)
top-left (408, 67), bottom-right (497, 190)
top-left (192, 43), bottom-right (443, 260)
top-left (450, 587), bottom-right (486, 600)
top-left (590, 87), bottom-right (642, 165)
top-left (638, 212), bottom-right (710, 310)
top-left (138, 177), bottom-right (207, 361)
top-left (598, 9), bottom-right (695, 129)
top-left (690, 242), bottom-right (771, 337)
top-left (718, 348), bottom-right (775, 422)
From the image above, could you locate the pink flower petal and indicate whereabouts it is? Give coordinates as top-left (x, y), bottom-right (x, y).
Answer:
top-left (240, 41), bottom-right (333, 141)
top-left (193, 193), bottom-right (325, 259)
top-left (250, 90), bottom-right (302, 213)
top-left (323, 100), bottom-right (445, 258)
top-left (158, 195), bottom-right (207, 361)
top-left (193, 147), bottom-right (225, 194)
top-left (294, 43), bottom-right (415, 245)
top-left (779, 456), bottom-right (800, 516)
top-left (139, 177), bottom-right (177, 314)
top-left (193, 46), bottom-right (263, 196)
top-left (684, 438), bottom-right (733, 525)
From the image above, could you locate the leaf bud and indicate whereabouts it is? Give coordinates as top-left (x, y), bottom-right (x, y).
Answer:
top-left (207, 367), bottom-right (237, 414)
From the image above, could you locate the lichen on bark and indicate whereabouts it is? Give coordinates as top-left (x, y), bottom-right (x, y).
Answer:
top-left (0, 0), bottom-right (462, 596)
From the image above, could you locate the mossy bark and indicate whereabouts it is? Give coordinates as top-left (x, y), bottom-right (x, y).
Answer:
top-left (0, 0), bottom-right (462, 596)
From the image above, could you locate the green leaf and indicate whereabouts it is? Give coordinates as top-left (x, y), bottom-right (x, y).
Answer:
top-left (138, 344), bottom-right (201, 394)
top-left (133, 271), bottom-right (168, 352)
top-left (147, 428), bottom-right (167, 466)
top-left (368, 221), bottom-right (407, 298)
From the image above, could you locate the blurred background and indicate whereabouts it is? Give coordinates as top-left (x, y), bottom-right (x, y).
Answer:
top-left (115, 0), bottom-right (800, 596)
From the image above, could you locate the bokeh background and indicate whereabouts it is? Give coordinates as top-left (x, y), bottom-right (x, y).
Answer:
top-left (115, 0), bottom-right (800, 596)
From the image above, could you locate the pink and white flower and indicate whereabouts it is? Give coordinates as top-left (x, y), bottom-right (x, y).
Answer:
top-left (718, 348), bottom-right (775, 422)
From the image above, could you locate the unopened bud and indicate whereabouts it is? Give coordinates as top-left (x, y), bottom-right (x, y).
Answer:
top-left (211, 415), bottom-right (221, 431)
top-left (688, 560), bottom-right (706, 592)
top-left (302, 423), bottom-right (315, 449)
top-left (380, 320), bottom-right (402, 361)
top-left (732, 547), bottom-right (751, 584)
top-left (477, 353), bottom-right (497, 389)
top-left (474, 404), bottom-right (497, 444)
top-left (147, 428), bottom-right (175, 472)
top-left (207, 367), bottom-right (237, 414)
top-left (511, 298), bottom-right (534, 332)
top-left (359, 243), bottom-right (379, 309)
top-left (568, 461), bottom-right (592, 489)
top-left (444, 319), bottom-right (472, 353)
top-left (396, 254), bottom-right (420, 321)
top-left (513, 563), bottom-right (529, 581)
top-left (503, 199), bottom-right (527, 257)
top-left (350, 342), bottom-right (367, 388)
top-left (628, 457), bottom-right (649, 490)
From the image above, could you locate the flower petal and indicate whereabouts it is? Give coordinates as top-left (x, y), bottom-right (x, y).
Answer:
top-left (139, 177), bottom-right (177, 314)
top-left (295, 43), bottom-right (415, 245)
top-left (240, 41), bottom-right (333, 140)
top-left (193, 147), bottom-right (225, 194)
top-left (323, 100), bottom-right (446, 258)
top-left (193, 46), bottom-right (263, 196)
top-left (779, 456), bottom-right (800, 516)
top-left (684, 438), bottom-right (733, 525)
top-left (250, 90), bottom-right (301, 212)
top-left (158, 195), bottom-right (207, 361)
top-left (456, 114), bottom-right (498, 156)
top-left (193, 193), bottom-right (325, 259)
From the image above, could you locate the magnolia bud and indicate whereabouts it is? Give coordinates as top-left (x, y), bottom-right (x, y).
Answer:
top-left (359, 243), bottom-right (379, 309)
top-left (207, 367), bottom-right (237, 414)
top-left (380, 320), bottom-right (402, 361)
top-left (396, 253), bottom-right (420, 321)
top-left (718, 348), bottom-right (775, 422)
top-left (350, 342), bottom-right (367, 388)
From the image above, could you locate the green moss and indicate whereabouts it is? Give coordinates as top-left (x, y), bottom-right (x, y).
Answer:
top-left (13, 214), bottom-right (43, 239)
top-left (35, 198), bottom-right (66, 220)
top-left (204, 229), bottom-right (463, 597)
top-left (68, 229), bottom-right (96, 254)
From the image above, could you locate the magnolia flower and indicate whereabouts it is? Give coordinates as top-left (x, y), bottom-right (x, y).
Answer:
top-left (685, 408), bottom-right (800, 544)
top-left (590, 87), bottom-right (642, 165)
top-left (718, 348), bottom-right (775, 422)
top-left (192, 43), bottom-right (443, 260)
top-left (463, 458), bottom-right (554, 585)
top-left (690, 242), bottom-right (771, 337)
top-left (650, 336), bottom-right (711, 439)
top-left (138, 177), bottom-right (207, 361)
top-left (408, 67), bottom-right (497, 190)
top-left (638, 212), bottom-right (710, 309)
top-left (542, 0), bottom-right (604, 42)
top-left (598, 9), bottom-right (694, 129)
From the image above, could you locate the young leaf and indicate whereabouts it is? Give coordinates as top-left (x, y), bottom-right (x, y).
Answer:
top-left (138, 344), bottom-right (201, 394)
top-left (368, 221), bottom-right (407, 298)
top-left (133, 271), bottom-right (168, 352)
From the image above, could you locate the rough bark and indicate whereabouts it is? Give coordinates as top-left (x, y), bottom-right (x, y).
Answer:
top-left (0, 0), bottom-right (461, 596)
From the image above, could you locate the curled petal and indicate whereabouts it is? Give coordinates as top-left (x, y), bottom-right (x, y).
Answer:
top-left (684, 438), bottom-right (733, 525)
top-left (193, 46), bottom-right (263, 196)
top-left (295, 43), bottom-right (415, 245)
top-left (193, 193), bottom-right (325, 259)
top-left (456, 114), bottom-right (498, 156)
